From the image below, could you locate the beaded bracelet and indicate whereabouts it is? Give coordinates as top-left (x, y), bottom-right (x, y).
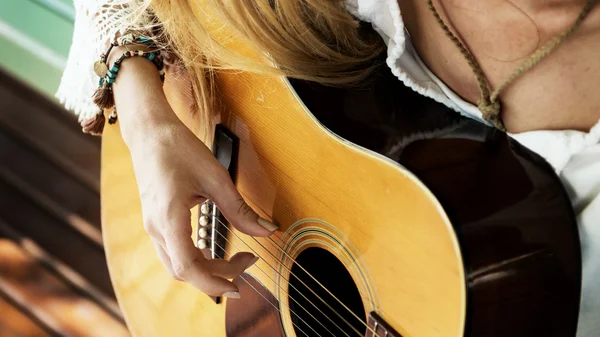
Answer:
top-left (82, 34), bottom-right (165, 136)
top-left (92, 33), bottom-right (154, 80)
top-left (92, 49), bottom-right (165, 110)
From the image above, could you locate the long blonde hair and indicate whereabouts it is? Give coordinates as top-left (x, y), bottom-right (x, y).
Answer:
top-left (147, 0), bottom-right (383, 139)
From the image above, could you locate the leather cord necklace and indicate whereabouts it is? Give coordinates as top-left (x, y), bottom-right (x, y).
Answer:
top-left (427, 0), bottom-right (598, 131)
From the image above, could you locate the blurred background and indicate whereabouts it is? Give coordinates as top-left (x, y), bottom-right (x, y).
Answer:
top-left (0, 1), bottom-right (129, 336)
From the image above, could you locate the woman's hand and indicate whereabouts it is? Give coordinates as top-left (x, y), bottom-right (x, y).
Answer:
top-left (112, 56), bottom-right (277, 298)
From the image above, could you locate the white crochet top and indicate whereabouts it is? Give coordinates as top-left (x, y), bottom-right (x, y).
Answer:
top-left (56, 1), bottom-right (154, 122)
top-left (57, 1), bottom-right (600, 335)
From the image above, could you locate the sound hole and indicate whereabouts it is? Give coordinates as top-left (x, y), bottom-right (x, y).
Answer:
top-left (288, 248), bottom-right (366, 337)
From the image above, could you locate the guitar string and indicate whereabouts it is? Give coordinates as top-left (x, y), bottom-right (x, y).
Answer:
top-left (212, 230), bottom-right (354, 337)
top-left (220, 223), bottom-right (370, 337)
top-left (211, 239), bottom-right (345, 337)
top-left (212, 221), bottom-right (389, 337)
top-left (266, 234), bottom-right (375, 328)
top-left (210, 241), bottom-right (322, 337)
top-left (238, 274), bottom-right (311, 337)
top-left (208, 215), bottom-right (379, 337)
top-left (266, 230), bottom-right (391, 326)
top-left (257, 224), bottom-right (374, 327)
top-left (266, 228), bottom-right (385, 328)
top-left (211, 215), bottom-right (375, 334)
top-left (211, 215), bottom-right (378, 337)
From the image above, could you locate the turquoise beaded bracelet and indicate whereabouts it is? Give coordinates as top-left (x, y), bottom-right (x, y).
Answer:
top-left (82, 34), bottom-right (165, 136)
top-left (93, 49), bottom-right (165, 111)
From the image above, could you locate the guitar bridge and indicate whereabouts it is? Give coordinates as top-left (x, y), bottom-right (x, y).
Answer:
top-left (196, 125), bottom-right (239, 303)
top-left (198, 200), bottom-right (229, 260)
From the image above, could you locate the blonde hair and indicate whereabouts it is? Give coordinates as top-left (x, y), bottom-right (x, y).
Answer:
top-left (147, 0), bottom-right (383, 139)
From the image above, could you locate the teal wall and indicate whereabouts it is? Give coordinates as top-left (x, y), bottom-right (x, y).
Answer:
top-left (0, 0), bottom-right (74, 98)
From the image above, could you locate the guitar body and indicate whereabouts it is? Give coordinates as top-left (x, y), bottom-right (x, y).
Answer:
top-left (101, 53), bottom-right (581, 337)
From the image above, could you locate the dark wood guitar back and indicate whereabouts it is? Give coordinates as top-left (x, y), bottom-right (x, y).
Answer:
top-left (290, 62), bottom-right (582, 337)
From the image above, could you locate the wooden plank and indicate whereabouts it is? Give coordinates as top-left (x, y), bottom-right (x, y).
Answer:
top-left (0, 233), bottom-right (130, 337)
top-left (0, 70), bottom-right (95, 134)
top-left (0, 294), bottom-right (54, 337)
top-left (0, 168), bottom-right (103, 246)
top-left (0, 74), bottom-right (100, 192)
top-left (0, 179), bottom-right (113, 297)
top-left (0, 130), bottom-right (101, 230)
top-left (0, 219), bottom-right (123, 323)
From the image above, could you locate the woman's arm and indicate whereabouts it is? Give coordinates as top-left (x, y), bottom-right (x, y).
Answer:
top-left (58, 1), bottom-right (277, 298)
top-left (112, 54), bottom-right (277, 297)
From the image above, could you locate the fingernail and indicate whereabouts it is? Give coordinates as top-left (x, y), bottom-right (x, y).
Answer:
top-left (223, 292), bottom-right (241, 299)
top-left (246, 256), bottom-right (260, 269)
top-left (258, 217), bottom-right (278, 232)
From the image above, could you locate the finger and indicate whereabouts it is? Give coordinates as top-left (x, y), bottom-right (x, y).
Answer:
top-left (151, 239), bottom-right (182, 281)
top-left (163, 207), bottom-right (239, 296)
top-left (208, 171), bottom-right (278, 237)
top-left (206, 252), bottom-right (258, 279)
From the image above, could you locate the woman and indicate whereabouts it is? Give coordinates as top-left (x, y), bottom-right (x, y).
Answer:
top-left (57, 0), bottom-right (599, 335)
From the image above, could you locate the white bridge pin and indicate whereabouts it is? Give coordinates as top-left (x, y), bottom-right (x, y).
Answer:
top-left (199, 215), bottom-right (209, 227)
top-left (197, 239), bottom-right (208, 250)
top-left (200, 203), bottom-right (210, 215)
top-left (198, 227), bottom-right (208, 238)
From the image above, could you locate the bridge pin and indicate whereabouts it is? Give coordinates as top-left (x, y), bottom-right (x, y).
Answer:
top-left (198, 227), bottom-right (208, 238)
top-left (199, 215), bottom-right (209, 227)
top-left (197, 239), bottom-right (208, 250)
top-left (200, 202), bottom-right (211, 215)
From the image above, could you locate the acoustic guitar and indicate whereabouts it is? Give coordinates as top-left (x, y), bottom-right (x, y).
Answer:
top-left (101, 38), bottom-right (581, 337)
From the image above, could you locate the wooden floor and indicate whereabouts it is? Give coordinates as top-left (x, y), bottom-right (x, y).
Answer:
top-left (0, 69), bottom-right (130, 337)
